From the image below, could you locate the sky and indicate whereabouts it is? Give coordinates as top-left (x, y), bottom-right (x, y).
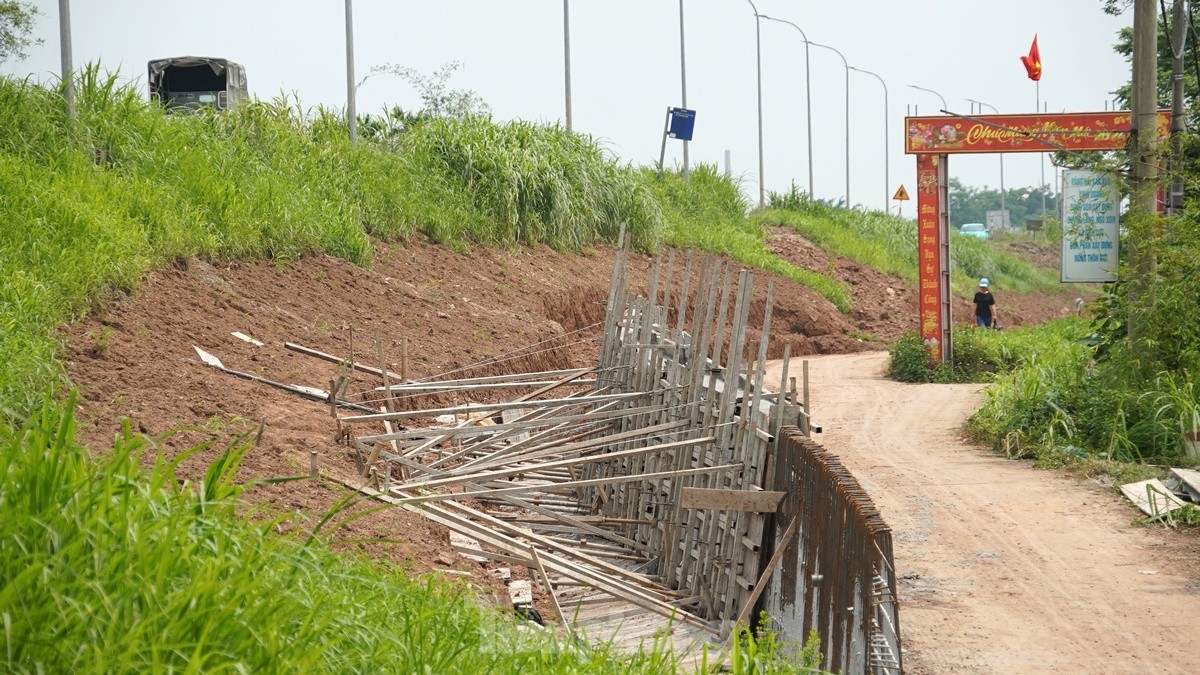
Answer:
top-left (6, 1), bottom-right (1135, 212)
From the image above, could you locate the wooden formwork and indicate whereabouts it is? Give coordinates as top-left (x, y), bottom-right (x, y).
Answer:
top-left (325, 231), bottom-right (808, 654)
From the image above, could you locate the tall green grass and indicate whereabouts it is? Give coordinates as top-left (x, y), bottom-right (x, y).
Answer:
top-left (752, 192), bottom-right (1061, 295)
top-left (0, 71), bottom-right (660, 417)
top-left (646, 165), bottom-right (851, 311)
top-left (405, 117), bottom-right (662, 251)
top-left (0, 395), bottom-right (697, 672)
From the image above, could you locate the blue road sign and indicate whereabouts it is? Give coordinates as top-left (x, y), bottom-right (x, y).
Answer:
top-left (668, 107), bottom-right (696, 141)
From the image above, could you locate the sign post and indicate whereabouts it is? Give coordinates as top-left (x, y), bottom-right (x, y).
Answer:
top-left (892, 184), bottom-right (910, 217)
top-left (658, 107), bottom-right (696, 176)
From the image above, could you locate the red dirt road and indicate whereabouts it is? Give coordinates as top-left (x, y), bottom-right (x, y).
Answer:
top-left (766, 352), bottom-right (1200, 674)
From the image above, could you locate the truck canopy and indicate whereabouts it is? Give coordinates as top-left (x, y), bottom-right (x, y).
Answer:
top-left (148, 56), bottom-right (248, 111)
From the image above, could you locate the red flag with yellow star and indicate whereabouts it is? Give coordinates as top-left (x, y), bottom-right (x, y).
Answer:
top-left (1020, 34), bottom-right (1042, 81)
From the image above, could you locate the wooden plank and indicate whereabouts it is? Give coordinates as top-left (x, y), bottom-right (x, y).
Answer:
top-left (529, 547), bottom-right (571, 637)
top-left (340, 390), bottom-right (648, 424)
top-left (680, 487), bottom-right (785, 512)
top-left (357, 403), bottom-right (670, 443)
top-left (399, 436), bottom-right (714, 492)
top-left (387, 462), bottom-right (741, 506)
top-left (1120, 478), bottom-right (1188, 516)
top-left (724, 515), bottom-right (798, 643)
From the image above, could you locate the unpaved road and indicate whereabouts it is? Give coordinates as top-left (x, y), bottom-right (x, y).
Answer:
top-left (766, 352), bottom-right (1200, 674)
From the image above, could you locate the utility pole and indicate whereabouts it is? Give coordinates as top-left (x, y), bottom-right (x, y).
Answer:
top-left (679, 0), bottom-right (689, 180)
top-left (345, 0), bottom-right (357, 145)
top-left (1169, 0), bottom-right (1186, 214)
top-left (1131, 0), bottom-right (1159, 219)
top-left (58, 0), bottom-right (74, 122)
top-left (563, 0), bottom-right (573, 132)
top-left (1129, 0), bottom-right (1159, 342)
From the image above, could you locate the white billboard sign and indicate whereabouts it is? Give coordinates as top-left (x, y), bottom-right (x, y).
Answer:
top-left (1061, 169), bottom-right (1119, 283)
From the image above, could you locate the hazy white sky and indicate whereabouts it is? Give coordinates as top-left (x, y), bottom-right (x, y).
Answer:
top-left (7, 1), bottom-right (1133, 211)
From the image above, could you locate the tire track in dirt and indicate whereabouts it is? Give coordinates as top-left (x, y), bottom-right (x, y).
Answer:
top-left (765, 352), bottom-right (1200, 674)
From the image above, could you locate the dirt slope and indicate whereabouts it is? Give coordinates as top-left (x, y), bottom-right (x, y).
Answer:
top-left (60, 232), bottom-right (1111, 658)
top-left (766, 352), bottom-right (1200, 674)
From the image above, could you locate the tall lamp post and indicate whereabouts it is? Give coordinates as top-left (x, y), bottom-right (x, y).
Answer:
top-left (757, 15), bottom-right (814, 200)
top-left (746, 0), bottom-right (765, 206)
top-left (563, 0), bottom-right (572, 132)
top-left (679, 0), bottom-right (689, 179)
top-left (59, 0), bottom-right (74, 121)
top-left (345, 0), bottom-right (357, 145)
top-left (849, 66), bottom-right (888, 211)
top-left (966, 98), bottom-right (1006, 224)
top-left (808, 40), bottom-right (851, 209)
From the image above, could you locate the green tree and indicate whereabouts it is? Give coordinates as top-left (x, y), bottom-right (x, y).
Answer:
top-left (947, 178), bottom-right (1057, 228)
top-left (0, 1), bottom-right (41, 62)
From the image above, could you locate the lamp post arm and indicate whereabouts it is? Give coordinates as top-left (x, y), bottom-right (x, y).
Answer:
top-left (809, 41), bottom-right (850, 208)
top-left (850, 66), bottom-right (889, 211)
top-left (758, 15), bottom-right (815, 199)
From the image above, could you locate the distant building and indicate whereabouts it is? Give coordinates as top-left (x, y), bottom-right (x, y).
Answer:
top-left (148, 57), bottom-right (248, 112)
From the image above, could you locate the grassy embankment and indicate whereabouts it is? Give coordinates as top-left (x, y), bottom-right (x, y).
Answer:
top-left (750, 186), bottom-right (1062, 296)
top-left (0, 73), bottom-right (831, 670)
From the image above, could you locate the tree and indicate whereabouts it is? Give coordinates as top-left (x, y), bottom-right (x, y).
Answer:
top-left (366, 61), bottom-right (490, 120)
top-left (947, 178), bottom-right (1057, 229)
top-left (0, 1), bottom-right (40, 62)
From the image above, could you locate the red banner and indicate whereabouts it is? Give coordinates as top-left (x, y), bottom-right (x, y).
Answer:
top-left (916, 154), bottom-right (943, 361)
top-left (905, 111), bottom-right (1171, 154)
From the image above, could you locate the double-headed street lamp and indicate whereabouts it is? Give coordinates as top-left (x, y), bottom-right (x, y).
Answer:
top-left (849, 66), bottom-right (889, 211)
top-left (807, 40), bottom-right (851, 209)
top-left (756, 14), bottom-right (814, 201)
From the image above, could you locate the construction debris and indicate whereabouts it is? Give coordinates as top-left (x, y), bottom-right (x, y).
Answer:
top-left (317, 236), bottom-right (813, 658)
top-left (1120, 478), bottom-right (1189, 517)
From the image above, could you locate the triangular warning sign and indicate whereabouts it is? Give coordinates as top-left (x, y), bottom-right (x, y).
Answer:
top-left (893, 185), bottom-right (910, 201)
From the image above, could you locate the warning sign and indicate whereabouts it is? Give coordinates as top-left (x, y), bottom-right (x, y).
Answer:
top-left (893, 185), bottom-right (910, 201)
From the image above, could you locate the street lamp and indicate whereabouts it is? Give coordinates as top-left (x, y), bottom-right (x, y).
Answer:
top-left (58, 0), bottom-right (74, 121)
top-left (345, 0), bottom-right (357, 145)
top-left (966, 98), bottom-right (1006, 224)
top-left (908, 84), bottom-right (947, 112)
top-left (746, 0), bottom-right (764, 206)
top-left (757, 14), bottom-right (815, 201)
top-left (563, 0), bottom-right (572, 132)
top-left (808, 40), bottom-right (851, 209)
top-left (679, 0), bottom-right (689, 179)
top-left (849, 66), bottom-right (888, 211)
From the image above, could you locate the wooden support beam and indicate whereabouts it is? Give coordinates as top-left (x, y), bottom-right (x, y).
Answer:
top-left (340, 390), bottom-right (649, 425)
top-left (398, 436), bottom-right (714, 492)
top-left (387, 462), bottom-right (741, 506)
top-left (357, 403), bottom-right (673, 444)
top-left (680, 487), bottom-right (785, 513)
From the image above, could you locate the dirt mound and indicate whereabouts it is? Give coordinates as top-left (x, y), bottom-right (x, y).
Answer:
top-left (60, 232), bottom-right (1085, 604)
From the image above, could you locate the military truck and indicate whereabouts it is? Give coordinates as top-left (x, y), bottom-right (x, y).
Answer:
top-left (148, 56), bottom-right (248, 112)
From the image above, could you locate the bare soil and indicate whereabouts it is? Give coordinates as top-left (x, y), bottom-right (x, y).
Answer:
top-left (61, 232), bottom-right (1145, 667)
top-left (765, 352), bottom-right (1200, 674)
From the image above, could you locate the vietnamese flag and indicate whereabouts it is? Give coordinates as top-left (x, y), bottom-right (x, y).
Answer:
top-left (1020, 34), bottom-right (1042, 81)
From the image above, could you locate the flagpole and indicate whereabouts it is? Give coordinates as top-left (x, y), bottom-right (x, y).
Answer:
top-left (1038, 80), bottom-right (1046, 225)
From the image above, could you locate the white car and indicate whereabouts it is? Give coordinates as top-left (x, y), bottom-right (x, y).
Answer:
top-left (959, 223), bottom-right (988, 240)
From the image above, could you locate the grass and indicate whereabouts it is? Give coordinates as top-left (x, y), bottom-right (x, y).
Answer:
top-left (0, 394), bottom-right (703, 672)
top-left (752, 190), bottom-right (1062, 296)
top-left (646, 165), bottom-right (851, 312)
top-left (0, 71), bottom-right (661, 418)
top-left (0, 70), bottom-right (835, 669)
